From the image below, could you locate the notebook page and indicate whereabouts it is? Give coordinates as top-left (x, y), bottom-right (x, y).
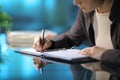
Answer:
top-left (16, 48), bottom-right (89, 60)
top-left (44, 49), bottom-right (88, 60)
top-left (17, 48), bottom-right (44, 56)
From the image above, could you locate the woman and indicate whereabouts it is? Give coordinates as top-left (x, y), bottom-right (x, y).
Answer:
top-left (33, 0), bottom-right (120, 80)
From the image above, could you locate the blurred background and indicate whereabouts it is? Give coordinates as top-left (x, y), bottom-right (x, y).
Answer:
top-left (0, 0), bottom-right (78, 34)
top-left (0, 0), bottom-right (79, 80)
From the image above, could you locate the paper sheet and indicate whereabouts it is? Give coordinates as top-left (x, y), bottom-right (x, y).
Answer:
top-left (16, 48), bottom-right (89, 60)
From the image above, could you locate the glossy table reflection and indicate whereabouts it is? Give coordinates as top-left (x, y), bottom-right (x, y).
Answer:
top-left (0, 34), bottom-right (73, 80)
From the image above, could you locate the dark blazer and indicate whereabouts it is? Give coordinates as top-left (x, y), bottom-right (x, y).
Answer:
top-left (50, 0), bottom-right (120, 79)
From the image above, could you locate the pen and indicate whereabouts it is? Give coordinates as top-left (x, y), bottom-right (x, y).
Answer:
top-left (38, 58), bottom-right (44, 75)
top-left (41, 29), bottom-right (45, 46)
top-left (39, 68), bottom-right (43, 75)
top-left (39, 29), bottom-right (45, 75)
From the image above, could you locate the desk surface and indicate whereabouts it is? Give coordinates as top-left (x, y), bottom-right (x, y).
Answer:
top-left (0, 34), bottom-right (73, 80)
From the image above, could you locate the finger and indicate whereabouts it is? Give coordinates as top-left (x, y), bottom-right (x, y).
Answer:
top-left (33, 58), bottom-right (40, 64)
top-left (79, 51), bottom-right (85, 55)
top-left (33, 36), bottom-right (40, 45)
top-left (39, 37), bottom-right (49, 52)
top-left (33, 58), bottom-right (43, 69)
top-left (81, 47), bottom-right (93, 55)
top-left (79, 49), bottom-right (88, 55)
top-left (33, 36), bottom-right (41, 48)
top-left (33, 37), bottom-right (44, 52)
top-left (42, 40), bottom-right (51, 50)
top-left (34, 63), bottom-right (40, 70)
top-left (39, 37), bottom-right (43, 46)
top-left (33, 58), bottom-right (40, 69)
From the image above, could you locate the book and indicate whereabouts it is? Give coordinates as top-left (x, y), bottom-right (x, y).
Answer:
top-left (15, 48), bottom-right (98, 64)
top-left (7, 30), bottom-right (57, 48)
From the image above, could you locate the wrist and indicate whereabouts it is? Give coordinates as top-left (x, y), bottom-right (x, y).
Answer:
top-left (47, 40), bottom-right (55, 49)
top-left (94, 46), bottom-right (106, 60)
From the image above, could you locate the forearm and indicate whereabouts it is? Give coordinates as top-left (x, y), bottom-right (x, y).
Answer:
top-left (101, 49), bottom-right (120, 66)
top-left (49, 32), bottom-right (85, 49)
top-left (101, 62), bottom-right (120, 77)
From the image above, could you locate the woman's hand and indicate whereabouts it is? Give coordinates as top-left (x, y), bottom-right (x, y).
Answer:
top-left (81, 62), bottom-right (102, 71)
top-left (33, 35), bottom-right (52, 52)
top-left (80, 46), bottom-right (107, 60)
top-left (33, 58), bottom-right (47, 70)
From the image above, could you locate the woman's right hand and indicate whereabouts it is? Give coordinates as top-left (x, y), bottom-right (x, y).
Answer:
top-left (33, 58), bottom-right (47, 70)
top-left (33, 36), bottom-right (52, 52)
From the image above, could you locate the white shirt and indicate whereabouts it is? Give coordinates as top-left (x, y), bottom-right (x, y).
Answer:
top-left (93, 10), bottom-right (113, 49)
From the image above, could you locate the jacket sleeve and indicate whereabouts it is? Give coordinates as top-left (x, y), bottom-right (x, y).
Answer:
top-left (100, 20), bottom-right (120, 76)
top-left (50, 9), bottom-right (87, 49)
top-left (100, 49), bottom-right (120, 77)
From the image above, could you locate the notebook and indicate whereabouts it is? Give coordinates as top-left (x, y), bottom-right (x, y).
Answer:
top-left (15, 48), bottom-right (98, 64)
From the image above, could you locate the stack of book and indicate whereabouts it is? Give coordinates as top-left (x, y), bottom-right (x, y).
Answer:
top-left (6, 30), bottom-right (57, 48)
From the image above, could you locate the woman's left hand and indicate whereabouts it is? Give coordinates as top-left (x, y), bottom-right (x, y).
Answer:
top-left (81, 62), bottom-right (102, 71)
top-left (80, 46), bottom-right (107, 60)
